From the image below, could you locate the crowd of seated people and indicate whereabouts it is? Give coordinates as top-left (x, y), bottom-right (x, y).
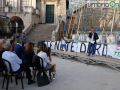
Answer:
top-left (2, 43), bottom-right (36, 84)
top-left (0, 38), bottom-right (56, 85)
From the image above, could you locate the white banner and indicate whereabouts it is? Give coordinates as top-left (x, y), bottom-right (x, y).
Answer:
top-left (107, 45), bottom-right (120, 59)
top-left (45, 41), bottom-right (120, 59)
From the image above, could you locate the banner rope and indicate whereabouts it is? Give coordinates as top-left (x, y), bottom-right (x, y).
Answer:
top-left (99, 0), bottom-right (106, 43)
top-left (82, 0), bottom-right (90, 32)
top-left (76, 0), bottom-right (83, 40)
top-left (70, 15), bottom-right (77, 38)
top-left (70, 1), bottom-right (82, 39)
top-left (95, 0), bottom-right (103, 33)
top-left (66, 0), bottom-right (76, 38)
top-left (110, 7), bottom-right (116, 44)
top-left (63, 3), bottom-right (69, 34)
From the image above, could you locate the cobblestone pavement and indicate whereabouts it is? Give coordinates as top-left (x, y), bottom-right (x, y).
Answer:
top-left (0, 55), bottom-right (120, 90)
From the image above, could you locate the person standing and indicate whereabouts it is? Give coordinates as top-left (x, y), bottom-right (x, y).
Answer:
top-left (88, 29), bottom-right (99, 56)
top-left (20, 33), bottom-right (28, 46)
top-left (14, 38), bottom-right (25, 62)
top-left (61, 34), bottom-right (67, 51)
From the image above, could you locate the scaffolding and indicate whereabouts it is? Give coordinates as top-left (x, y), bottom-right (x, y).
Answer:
top-left (65, 0), bottom-right (120, 44)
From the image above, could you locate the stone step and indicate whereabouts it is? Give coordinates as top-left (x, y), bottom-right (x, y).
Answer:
top-left (27, 24), bottom-right (57, 42)
top-left (34, 47), bottom-right (38, 53)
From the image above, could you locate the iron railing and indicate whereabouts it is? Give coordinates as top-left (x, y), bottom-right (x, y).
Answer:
top-left (0, 6), bottom-right (37, 13)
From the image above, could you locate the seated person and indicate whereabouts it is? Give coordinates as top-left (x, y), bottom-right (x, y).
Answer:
top-left (46, 47), bottom-right (56, 79)
top-left (1, 39), bottom-right (6, 49)
top-left (0, 42), bottom-right (5, 71)
top-left (14, 38), bottom-right (25, 62)
top-left (37, 43), bottom-right (56, 79)
top-left (25, 42), bottom-right (35, 66)
top-left (2, 43), bottom-right (35, 85)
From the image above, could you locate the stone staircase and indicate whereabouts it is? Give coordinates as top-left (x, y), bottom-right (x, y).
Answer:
top-left (27, 24), bottom-right (57, 42)
top-left (26, 24), bottom-right (57, 53)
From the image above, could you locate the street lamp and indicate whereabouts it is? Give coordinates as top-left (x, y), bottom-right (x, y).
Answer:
top-left (59, 15), bottom-right (62, 41)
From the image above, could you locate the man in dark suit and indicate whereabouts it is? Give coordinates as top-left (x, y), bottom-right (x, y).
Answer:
top-left (88, 29), bottom-right (99, 56)
top-left (10, 40), bottom-right (15, 51)
top-left (14, 38), bottom-right (25, 61)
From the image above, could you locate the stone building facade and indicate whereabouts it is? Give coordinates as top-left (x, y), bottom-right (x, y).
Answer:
top-left (40, 0), bottom-right (66, 24)
top-left (0, 0), bottom-right (67, 34)
top-left (0, 0), bottom-right (40, 34)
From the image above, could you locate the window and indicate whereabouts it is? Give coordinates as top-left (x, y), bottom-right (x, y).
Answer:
top-left (22, 0), bottom-right (31, 7)
top-left (6, 0), bottom-right (13, 6)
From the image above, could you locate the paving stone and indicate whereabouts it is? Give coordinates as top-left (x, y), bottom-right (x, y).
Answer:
top-left (0, 55), bottom-right (120, 90)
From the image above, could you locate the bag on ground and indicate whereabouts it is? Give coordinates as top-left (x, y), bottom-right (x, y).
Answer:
top-left (37, 71), bottom-right (50, 87)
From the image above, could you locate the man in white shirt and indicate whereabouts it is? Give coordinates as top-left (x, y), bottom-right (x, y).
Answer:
top-left (61, 34), bottom-right (67, 51)
top-left (88, 29), bottom-right (99, 56)
top-left (2, 43), bottom-right (36, 85)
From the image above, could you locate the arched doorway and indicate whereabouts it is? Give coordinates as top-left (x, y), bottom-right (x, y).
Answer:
top-left (10, 16), bottom-right (24, 39)
top-left (10, 16), bottom-right (24, 30)
top-left (0, 16), bottom-right (12, 39)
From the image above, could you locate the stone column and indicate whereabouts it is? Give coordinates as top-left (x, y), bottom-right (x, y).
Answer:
top-left (41, 1), bottom-right (44, 23)
top-left (32, 0), bottom-right (36, 8)
top-left (41, 1), bottom-right (45, 23)
top-left (20, 0), bottom-right (22, 11)
top-left (55, 1), bottom-right (58, 24)
top-left (31, 0), bottom-right (32, 6)
top-left (3, 0), bottom-right (6, 7)
top-left (1, 1), bottom-right (2, 8)
top-left (0, 0), bottom-right (2, 8)
top-left (17, 0), bottom-right (19, 9)
top-left (44, 1), bottom-right (46, 23)
top-left (14, 0), bottom-right (18, 8)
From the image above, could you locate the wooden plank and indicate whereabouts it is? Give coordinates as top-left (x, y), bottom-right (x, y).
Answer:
top-left (51, 50), bottom-right (120, 64)
top-left (90, 56), bottom-right (120, 64)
